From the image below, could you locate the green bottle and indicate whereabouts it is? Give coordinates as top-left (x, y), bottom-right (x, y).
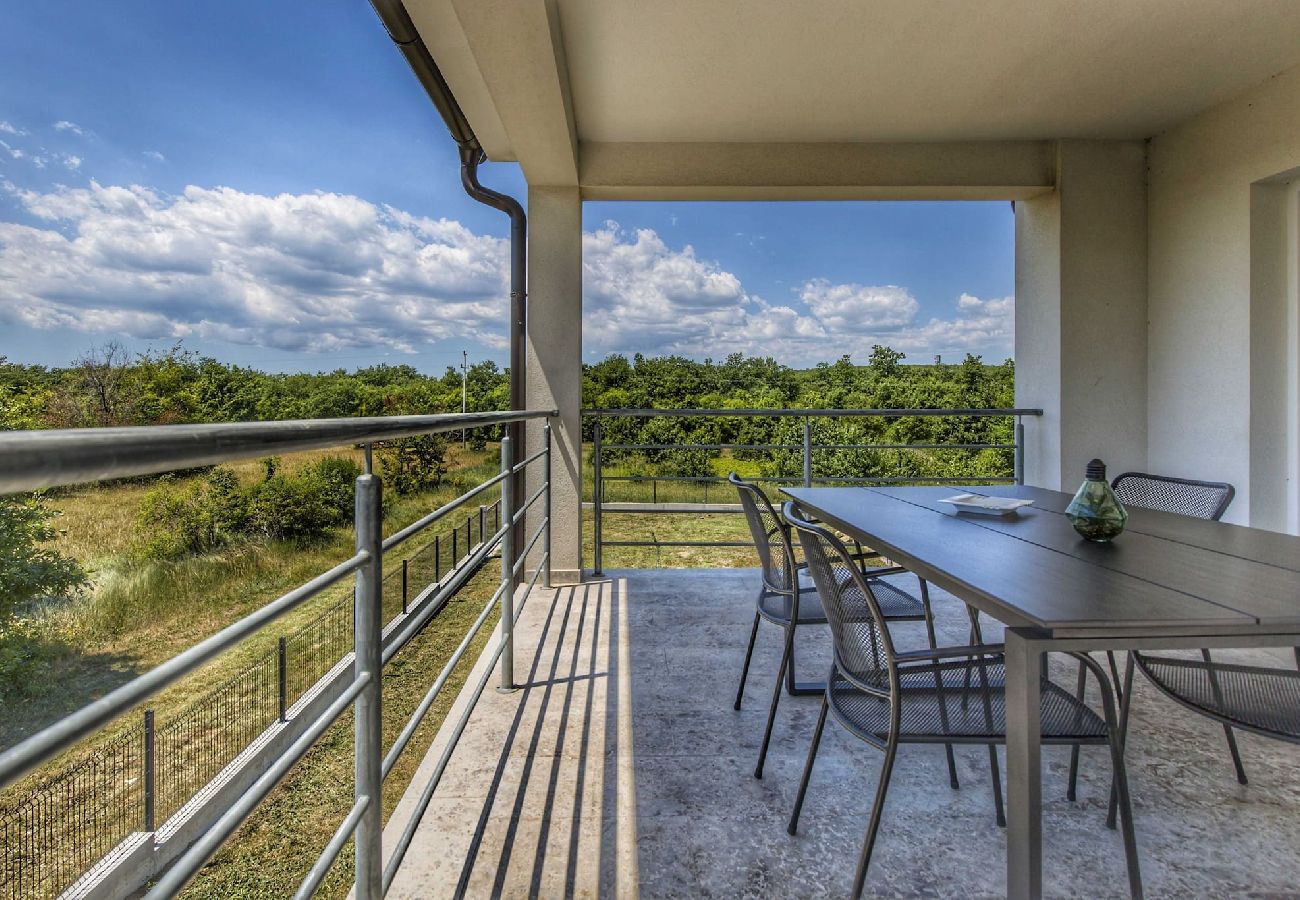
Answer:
top-left (1066, 459), bottom-right (1128, 542)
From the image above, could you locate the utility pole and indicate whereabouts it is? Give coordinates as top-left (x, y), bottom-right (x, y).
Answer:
top-left (461, 349), bottom-right (468, 449)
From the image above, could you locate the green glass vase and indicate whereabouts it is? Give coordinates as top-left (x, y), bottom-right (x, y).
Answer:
top-left (1066, 459), bottom-right (1128, 542)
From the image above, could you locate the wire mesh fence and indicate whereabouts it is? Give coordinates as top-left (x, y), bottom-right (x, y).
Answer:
top-left (0, 497), bottom-right (501, 900)
top-left (154, 655), bottom-right (279, 824)
top-left (0, 724), bottom-right (144, 899)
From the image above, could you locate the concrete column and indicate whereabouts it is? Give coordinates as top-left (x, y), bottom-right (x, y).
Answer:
top-left (526, 186), bottom-right (583, 582)
top-left (1248, 176), bottom-right (1300, 533)
top-left (1015, 140), bottom-right (1149, 490)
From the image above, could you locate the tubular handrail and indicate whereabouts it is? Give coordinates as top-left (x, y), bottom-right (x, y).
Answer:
top-left (382, 468), bottom-right (510, 551)
top-left (0, 408), bottom-right (555, 494)
top-left (0, 410), bottom-right (555, 900)
top-left (0, 550), bottom-right (369, 789)
top-left (583, 407), bottom-right (1042, 418)
top-left (144, 673), bottom-right (373, 898)
top-left (585, 406), bottom-right (1039, 574)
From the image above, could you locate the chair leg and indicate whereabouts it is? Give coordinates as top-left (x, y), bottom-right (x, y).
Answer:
top-left (1107, 650), bottom-right (1124, 705)
top-left (734, 609), bottom-right (761, 711)
top-left (985, 744), bottom-right (1006, 828)
top-left (1202, 648), bottom-right (1248, 785)
top-left (1104, 699), bottom-right (1144, 898)
top-left (1108, 653), bottom-right (1137, 829)
top-left (919, 578), bottom-right (960, 790)
top-left (972, 639), bottom-right (1006, 827)
top-left (756, 621), bottom-right (795, 779)
top-left (851, 738), bottom-right (899, 900)
top-left (786, 627), bottom-right (799, 695)
top-left (788, 694), bottom-right (829, 835)
top-left (1067, 658), bottom-right (1088, 802)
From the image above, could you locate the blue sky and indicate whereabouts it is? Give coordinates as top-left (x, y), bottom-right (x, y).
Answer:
top-left (0, 1), bottom-right (1013, 374)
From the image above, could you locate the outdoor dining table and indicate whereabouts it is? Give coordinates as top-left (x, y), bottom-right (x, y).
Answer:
top-left (782, 483), bottom-right (1300, 899)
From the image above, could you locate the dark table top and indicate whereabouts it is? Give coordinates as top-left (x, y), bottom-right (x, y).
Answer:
top-left (782, 485), bottom-right (1300, 637)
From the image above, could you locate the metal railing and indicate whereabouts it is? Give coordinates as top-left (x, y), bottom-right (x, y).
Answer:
top-left (585, 407), bottom-right (1042, 574)
top-left (0, 409), bottom-right (555, 899)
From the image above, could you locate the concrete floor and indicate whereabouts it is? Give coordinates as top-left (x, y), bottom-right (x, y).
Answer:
top-left (384, 568), bottom-right (1300, 898)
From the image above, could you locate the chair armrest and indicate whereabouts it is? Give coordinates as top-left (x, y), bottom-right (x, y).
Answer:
top-left (895, 644), bottom-right (1006, 663)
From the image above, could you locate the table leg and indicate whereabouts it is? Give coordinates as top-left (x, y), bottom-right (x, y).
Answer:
top-left (1005, 628), bottom-right (1043, 899)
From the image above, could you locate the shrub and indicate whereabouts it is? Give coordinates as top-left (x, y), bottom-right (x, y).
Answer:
top-left (0, 494), bottom-right (87, 620)
top-left (657, 448), bottom-right (713, 479)
top-left (379, 435), bottom-right (449, 496)
top-left (136, 469), bottom-right (248, 559)
top-left (0, 618), bottom-right (59, 700)
top-left (135, 457), bottom-right (361, 557)
top-left (299, 456), bottom-right (362, 518)
top-left (245, 475), bottom-right (337, 540)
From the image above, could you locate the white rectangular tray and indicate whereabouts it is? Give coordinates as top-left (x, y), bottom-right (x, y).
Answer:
top-left (940, 493), bottom-right (1035, 516)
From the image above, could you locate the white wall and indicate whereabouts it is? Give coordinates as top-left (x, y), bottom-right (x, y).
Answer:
top-left (1016, 141), bottom-right (1149, 490)
top-left (1148, 64), bottom-right (1300, 529)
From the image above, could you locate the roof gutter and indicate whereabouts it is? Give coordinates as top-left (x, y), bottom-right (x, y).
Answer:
top-left (367, 0), bottom-right (527, 440)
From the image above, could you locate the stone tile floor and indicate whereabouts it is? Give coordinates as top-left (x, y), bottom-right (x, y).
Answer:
top-left (384, 569), bottom-right (1300, 898)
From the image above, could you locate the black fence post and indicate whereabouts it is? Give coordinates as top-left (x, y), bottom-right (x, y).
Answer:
top-left (401, 558), bottom-right (408, 614)
top-left (277, 637), bottom-right (287, 722)
top-left (452, 526), bottom-right (458, 567)
top-left (434, 535), bottom-right (441, 583)
top-left (479, 504), bottom-right (486, 545)
top-left (143, 709), bottom-right (156, 831)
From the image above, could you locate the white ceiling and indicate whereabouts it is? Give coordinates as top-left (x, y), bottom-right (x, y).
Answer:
top-left (555, 0), bottom-right (1300, 142)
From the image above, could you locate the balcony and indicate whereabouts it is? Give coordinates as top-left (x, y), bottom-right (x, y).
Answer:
top-left (382, 568), bottom-right (1300, 897)
top-left (3, 407), bottom-right (1299, 899)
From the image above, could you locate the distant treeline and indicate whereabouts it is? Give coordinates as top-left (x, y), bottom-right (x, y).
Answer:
top-left (0, 343), bottom-right (508, 430)
top-left (1, 343), bottom-right (1012, 432)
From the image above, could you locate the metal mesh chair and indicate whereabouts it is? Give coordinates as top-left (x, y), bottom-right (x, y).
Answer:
top-left (727, 474), bottom-right (958, 786)
top-left (1069, 471), bottom-right (1253, 799)
top-left (1112, 471), bottom-right (1235, 522)
top-left (784, 503), bottom-right (1142, 899)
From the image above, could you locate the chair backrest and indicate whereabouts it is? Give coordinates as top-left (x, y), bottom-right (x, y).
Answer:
top-left (784, 501), bottom-right (898, 695)
top-left (728, 473), bottom-right (796, 594)
top-left (1111, 472), bottom-right (1235, 521)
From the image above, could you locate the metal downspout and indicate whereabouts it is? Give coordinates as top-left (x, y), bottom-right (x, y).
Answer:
top-left (367, 0), bottom-right (529, 547)
top-left (460, 146), bottom-right (528, 554)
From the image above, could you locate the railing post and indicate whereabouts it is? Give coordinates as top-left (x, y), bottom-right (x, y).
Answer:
top-left (802, 417), bottom-right (813, 487)
top-left (400, 558), bottom-right (408, 614)
top-left (498, 433), bottom-right (517, 691)
top-left (143, 708), bottom-right (155, 832)
top-left (353, 473), bottom-right (383, 899)
top-left (593, 420), bottom-right (604, 577)
top-left (434, 535), bottom-right (441, 583)
top-left (452, 526), bottom-right (458, 567)
top-left (277, 637), bottom-right (287, 722)
top-left (478, 504), bottom-right (486, 546)
top-left (1014, 416), bottom-right (1026, 486)
top-left (543, 421), bottom-right (553, 589)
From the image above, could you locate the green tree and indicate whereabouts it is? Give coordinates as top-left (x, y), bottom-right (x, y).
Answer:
top-left (0, 495), bottom-right (87, 620)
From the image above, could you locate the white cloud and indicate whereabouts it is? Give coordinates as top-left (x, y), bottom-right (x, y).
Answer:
top-left (53, 120), bottom-right (86, 136)
top-left (798, 279), bottom-right (919, 330)
top-left (0, 182), bottom-right (1013, 363)
top-left (582, 221), bottom-right (750, 355)
top-left (0, 181), bottom-right (510, 354)
top-left (0, 121), bottom-right (28, 137)
top-left (61, 153), bottom-right (81, 171)
top-left (143, 150), bottom-right (166, 163)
